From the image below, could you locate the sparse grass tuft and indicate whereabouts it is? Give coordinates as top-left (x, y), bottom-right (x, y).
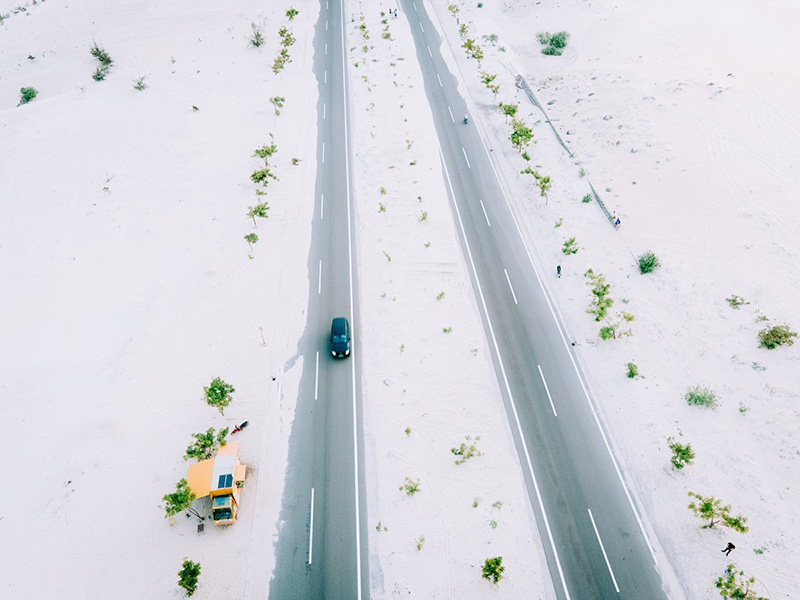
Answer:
top-left (685, 385), bottom-right (718, 408)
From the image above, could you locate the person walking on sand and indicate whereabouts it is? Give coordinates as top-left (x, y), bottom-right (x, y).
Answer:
top-left (556, 264), bottom-right (561, 278)
top-left (721, 542), bottom-right (735, 556)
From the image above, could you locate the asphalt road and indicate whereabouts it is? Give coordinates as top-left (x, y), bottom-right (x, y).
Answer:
top-left (400, 1), bottom-right (669, 598)
top-left (267, 1), bottom-right (369, 598)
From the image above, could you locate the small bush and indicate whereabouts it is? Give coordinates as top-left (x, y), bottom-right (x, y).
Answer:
top-left (688, 492), bottom-right (749, 532)
top-left (758, 324), bottom-right (797, 349)
top-left (270, 96), bottom-right (285, 115)
top-left (184, 427), bottom-right (229, 461)
top-left (482, 557), bottom-right (504, 585)
top-left (249, 22), bottom-right (265, 47)
top-left (685, 385), bottom-right (718, 408)
top-left (638, 251), bottom-right (660, 274)
top-left (178, 560), bottom-right (201, 597)
top-left (19, 86), bottom-right (38, 104)
top-left (203, 377), bottom-right (235, 413)
top-left (92, 65), bottom-right (110, 81)
top-left (554, 218), bottom-right (563, 228)
top-left (400, 477), bottom-right (420, 496)
top-left (244, 233), bottom-right (259, 248)
top-left (247, 203), bottom-right (269, 225)
top-left (715, 564), bottom-right (767, 600)
top-left (89, 42), bottom-right (113, 66)
top-left (562, 237), bottom-right (578, 255)
top-left (451, 435), bottom-right (482, 465)
top-left (416, 535), bottom-right (425, 550)
top-left (581, 193), bottom-right (592, 203)
top-left (285, 7), bottom-right (299, 20)
top-left (725, 295), bottom-right (749, 309)
top-left (667, 437), bottom-right (695, 469)
top-left (625, 362), bottom-right (640, 378)
top-left (132, 76), bottom-right (147, 90)
top-left (537, 31), bottom-right (570, 55)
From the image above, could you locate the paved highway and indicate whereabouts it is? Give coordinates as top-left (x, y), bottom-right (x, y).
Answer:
top-left (400, 1), bottom-right (669, 598)
top-left (267, 1), bottom-right (369, 598)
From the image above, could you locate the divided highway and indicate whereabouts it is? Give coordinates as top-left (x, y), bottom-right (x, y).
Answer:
top-left (399, 0), bottom-right (669, 598)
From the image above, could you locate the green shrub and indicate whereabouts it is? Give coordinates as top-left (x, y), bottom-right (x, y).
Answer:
top-left (178, 560), bottom-right (201, 597)
top-left (625, 362), bottom-right (640, 378)
top-left (688, 492), bottom-right (749, 532)
top-left (286, 7), bottom-right (299, 20)
top-left (92, 65), bottom-right (110, 81)
top-left (667, 437), bottom-right (695, 469)
top-left (89, 42), bottom-right (113, 65)
top-left (451, 435), bottom-right (482, 465)
top-left (685, 385), bottom-right (718, 408)
top-left (250, 22), bottom-right (265, 47)
top-left (537, 31), bottom-right (570, 55)
top-left (725, 295), bottom-right (749, 309)
top-left (562, 237), bottom-right (578, 255)
top-left (132, 76), bottom-right (147, 90)
top-left (184, 427), bottom-right (230, 461)
top-left (482, 557), bottom-right (504, 584)
top-left (638, 251), bottom-right (660, 274)
top-left (758, 324), bottom-right (797, 349)
top-left (400, 477), bottom-right (420, 496)
top-left (162, 479), bottom-right (198, 519)
top-left (244, 233), bottom-right (259, 247)
top-left (581, 193), bottom-right (592, 203)
top-left (19, 86), bottom-right (38, 104)
top-left (247, 203), bottom-right (269, 225)
top-left (715, 564), bottom-right (767, 600)
top-left (203, 377), bottom-right (235, 413)
top-left (270, 96), bottom-right (285, 115)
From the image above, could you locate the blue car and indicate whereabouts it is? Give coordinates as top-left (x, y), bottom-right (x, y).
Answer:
top-left (330, 317), bottom-right (351, 358)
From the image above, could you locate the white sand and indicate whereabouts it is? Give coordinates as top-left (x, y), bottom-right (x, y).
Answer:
top-left (2, 0), bottom-right (799, 598)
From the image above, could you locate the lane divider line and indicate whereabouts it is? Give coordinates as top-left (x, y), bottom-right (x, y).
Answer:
top-left (537, 365), bottom-right (558, 417)
top-left (308, 488), bottom-right (315, 564)
top-left (588, 508), bottom-right (620, 593)
top-left (504, 268), bottom-right (518, 305)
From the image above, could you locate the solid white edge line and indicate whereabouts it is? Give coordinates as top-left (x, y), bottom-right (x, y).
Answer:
top-left (315, 351), bottom-right (319, 400)
top-left (503, 268), bottom-right (518, 305)
top-left (318, 261), bottom-right (322, 294)
top-left (474, 116), bottom-right (659, 566)
top-left (479, 200), bottom-right (491, 226)
top-left (320, 193), bottom-right (324, 219)
top-left (447, 106), bottom-right (454, 122)
top-left (588, 508), bottom-right (620, 593)
top-left (461, 147), bottom-right (470, 168)
top-left (537, 365), bottom-right (558, 417)
top-left (339, 1), bottom-right (363, 596)
top-left (308, 488), bottom-right (315, 564)
top-left (437, 143), bottom-right (571, 600)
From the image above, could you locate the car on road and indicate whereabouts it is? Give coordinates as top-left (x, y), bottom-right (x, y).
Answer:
top-left (330, 317), bottom-right (351, 358)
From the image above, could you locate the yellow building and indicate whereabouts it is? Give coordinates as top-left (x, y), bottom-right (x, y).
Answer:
top-left (186, 441), bottom-right (247, 525)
